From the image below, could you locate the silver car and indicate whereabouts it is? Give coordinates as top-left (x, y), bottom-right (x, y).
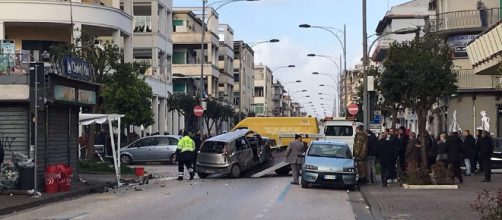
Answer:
top-left (120, 135), bottom-right (182, 165)
top-left (301, 141), bottom-right (357, 189)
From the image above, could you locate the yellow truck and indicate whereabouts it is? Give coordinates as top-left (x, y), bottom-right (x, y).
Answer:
top-left (232, 117), bottom-right (321, 149)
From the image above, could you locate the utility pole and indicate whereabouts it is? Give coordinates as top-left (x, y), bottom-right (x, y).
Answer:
top-left (362, 0), bottom-right (369, 128)
top-left (200, 0), bottom-right (207, 133)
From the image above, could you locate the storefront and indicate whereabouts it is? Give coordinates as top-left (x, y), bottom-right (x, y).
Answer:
top-left (0, 58), bottom-right (99, 190)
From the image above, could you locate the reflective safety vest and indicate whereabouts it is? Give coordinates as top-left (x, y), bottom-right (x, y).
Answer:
top-left (177, 136), bottom-right (195, 152)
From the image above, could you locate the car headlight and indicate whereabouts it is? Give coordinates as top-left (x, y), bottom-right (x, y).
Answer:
top-left (305, 165), bottom-right (318, 170)
top-left (343, 167), bottom-right (356, 173)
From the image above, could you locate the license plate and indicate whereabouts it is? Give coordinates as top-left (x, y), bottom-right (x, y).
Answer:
top-left (324, 175), bottom-right (336, 180)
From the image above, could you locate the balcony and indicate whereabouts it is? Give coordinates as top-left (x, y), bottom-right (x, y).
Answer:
top-left (456, 69), bottom-right (500, 90)
top-left (172, 64), bottom-right (220, 78)
top-left (272, 94), bottom-right (282, 101)
top-left (428, 8), bottom-right (501, 34)
top-left (172, 32), bottom-right (219, 46)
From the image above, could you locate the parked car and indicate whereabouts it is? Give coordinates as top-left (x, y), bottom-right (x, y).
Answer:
top-left (301, 141), bottom-right (357, 189)
top-left (196, 129), bottom-right (271, 178)
top-left (120, 135), bottom-right (182, 165)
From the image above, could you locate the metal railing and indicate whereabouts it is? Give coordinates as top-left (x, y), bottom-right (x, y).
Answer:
top-left (456, 69), bottom-right (500, 89)
top-left (428, 8), bottom-right (501, 33)
top-left (0, 51), bottom-right (31, 76)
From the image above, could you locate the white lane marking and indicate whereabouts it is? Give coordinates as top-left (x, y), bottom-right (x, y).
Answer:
top-left (256, 214), bottom-right (264, 218)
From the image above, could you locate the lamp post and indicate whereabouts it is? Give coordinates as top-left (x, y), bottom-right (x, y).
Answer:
top-left (200, 0), bottom-right (258, 132)
top-left (272, 65), bottom-right (296, 72)
top-left (249, 39), bottom-right (280, 47)
top-left (300, 23), bottom-right (347, 116)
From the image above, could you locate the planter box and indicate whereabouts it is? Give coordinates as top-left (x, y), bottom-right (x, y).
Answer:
top-left (402, 184), bottom-right (458, 190)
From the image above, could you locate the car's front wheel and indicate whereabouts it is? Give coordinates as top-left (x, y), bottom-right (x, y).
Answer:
top-left (301, 178), bottom-right (309, 189)
top-left (230, 164), bottom-right (241, 178)
top-left (120, 155), bottom-right (132, 165)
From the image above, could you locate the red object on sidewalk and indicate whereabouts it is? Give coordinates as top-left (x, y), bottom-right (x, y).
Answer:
top-left (135, 167), bottom-right (145, 177)
top-left (58, 164), bottom-right (73, 192)
top-left (44, 165), bottom-right (60, 193)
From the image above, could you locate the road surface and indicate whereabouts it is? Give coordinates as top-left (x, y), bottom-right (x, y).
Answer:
top-left (3, 175), bottom-right (364, 220)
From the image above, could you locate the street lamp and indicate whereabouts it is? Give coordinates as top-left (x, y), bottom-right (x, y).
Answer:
top-left (285, 80), bottom-right (302, 86)
top-left (291, 89), bottom-right (307, 97)
top-left (249, 39), bottom-right (280, 47)
top-left (300, 23), bottom-right (347, 117)
top-left (308, 54), bottom-right (341, 72)
top-left (199, 0), bottom-right (259, 132)
top-left (319, 84), bottom-right (336, 89)
top-left (273, 65), bottom-right (296, 72)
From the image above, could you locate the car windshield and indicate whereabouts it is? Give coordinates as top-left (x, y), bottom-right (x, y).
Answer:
top-left (307, 144), bottom-right (351, 158)
top-left (325, 125), bottom-right (353, 136)
top-left (200, 141), bottom-right (226, 154)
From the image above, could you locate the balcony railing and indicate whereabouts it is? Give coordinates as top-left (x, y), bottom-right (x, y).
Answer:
top-left (428, 8), bottom-right (501, 33)
top-left (456, 69), bottom-right (500, 90)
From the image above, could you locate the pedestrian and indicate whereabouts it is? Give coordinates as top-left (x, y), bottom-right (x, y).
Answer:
top-left (477, 0), bottom-right (488, 27)
top-left (176, 131), bottom-right (196, 181)
top-left (436, 133), bottom-right (449, 167)
top-left (405, 132), bottom-right (420, 168)
top-left (78, 132), bottom-right (88, 160)
top-left (475, 129), bottom-right (483, 174)
top-left (387, 128), bottom-right (400, 183)
top-left (423, 130), bottom-right (438, 169)
top-left (285, 134), bottom-right (306, 185)
top-left (192, 130), bottom-right (203, 169)
top-left (376, 133), bottom-right (394, 187)
top-left (366, 130), bottom-right (378, 184)
top-left (353, 125), bottom-right (368, 184)
top-left (397, 126), bottom-right (409, 176)
top-left (0, 139), bottom-right (4, 171)
top-left (447, 132), bottom-right (464, 184)
top-left (462, 130), bottom-right (476, 176)
top-left (478, 131), bottom-right (494, 182)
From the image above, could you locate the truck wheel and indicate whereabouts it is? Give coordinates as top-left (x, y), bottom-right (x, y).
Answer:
top-left (230, 165), bottom-right (241, 178)
top-left (275, 166), bottom-right (291, 176)
top-left (197, 172), bottom-right (209, 179)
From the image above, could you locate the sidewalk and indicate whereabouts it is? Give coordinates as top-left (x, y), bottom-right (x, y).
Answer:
top-left (0, 173), bottom-right (117, 216)
top-left (361, 173), bottom-right (501, 220)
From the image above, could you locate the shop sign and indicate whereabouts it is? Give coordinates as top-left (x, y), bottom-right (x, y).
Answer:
top-left (78, 89), bottom-right (96, 105)
top-left (54, 85), bottom-right (76, 102)
top-left (63, 56), bottom-right (91, 81)
top-left (0, 40), bottom-right (15, 54)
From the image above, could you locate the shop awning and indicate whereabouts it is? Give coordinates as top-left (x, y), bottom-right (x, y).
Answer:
top-left (79, 113), bottom-right (124, 125)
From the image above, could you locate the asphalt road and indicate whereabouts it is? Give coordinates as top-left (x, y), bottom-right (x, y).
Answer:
top-left (4, 176), bottom-right (360, 220)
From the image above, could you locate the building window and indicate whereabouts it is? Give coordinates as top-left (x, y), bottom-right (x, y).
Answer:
top-left (255, 87), bottom-right (264, 97)
top-left (173, 19), bottom-right (184, 32)
top-left (234, 73), bottom-right (240, 82)
top-left (255, 71), bottom-right (264, 80)
top-left (173, 52), bottom-right (186, 64)
top-left (219, 55), bottom-right (225, 61)
top-left (254, 103), bottom-right (264, 114)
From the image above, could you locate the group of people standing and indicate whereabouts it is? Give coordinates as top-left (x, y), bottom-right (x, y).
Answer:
top-left (354, 126), bottom-right (495, 187)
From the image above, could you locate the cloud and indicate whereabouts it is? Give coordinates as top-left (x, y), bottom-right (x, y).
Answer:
top-left (254, 37), bottom-right (340, 117)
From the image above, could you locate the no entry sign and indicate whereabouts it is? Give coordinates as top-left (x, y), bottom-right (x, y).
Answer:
top-left (347, 104), bottom-right (359, 116)
top-left (194, 105), bottom-right (204, 117)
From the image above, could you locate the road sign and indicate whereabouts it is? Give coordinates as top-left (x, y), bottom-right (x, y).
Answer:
top-left (373, 115), bottom-right (381, 124)
top-left (347, 104), bottom-right (359, 116)
top-left (194, 105), bottom-right (204, 117)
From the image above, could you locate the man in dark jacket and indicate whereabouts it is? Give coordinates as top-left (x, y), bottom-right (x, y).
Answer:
top-left (191, 130), bottom-right (203, 168)
top-left (376, 133), bottom-right (393, 187)
top-left (447, 132), bottom-right (464, 183)
top-left (424, 131), bottom-right (437, 169)
top-left (462, 130), bottom-right (476, 176)
top-left (366, 130), bottom-right (378, 184)
top-left (479, 131), bottom-right (494, 182)
top-left (474, 130), bottom-right (483, 174)
top-left (388, 129), bottom-right (400, 182)
top-left (397, 127), bottom-right (409, 175)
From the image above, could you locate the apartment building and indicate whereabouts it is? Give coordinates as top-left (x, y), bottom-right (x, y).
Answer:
top-left (131, 0), bottom-right (174, 135)
top-left (253, 65), bottom-right (273, 116)
top-left (233, 41), bottom-right (255, 119)
top-left (428, 0), bottom-right (502, 136)
top-left (271, 81), bottom-right (286, 116)
top-left (216, 24), bottom-right (234, 131)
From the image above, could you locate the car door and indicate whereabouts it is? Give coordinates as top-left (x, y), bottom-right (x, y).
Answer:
top-left (126, 138), bottom-right (154, 161)
top-left (151, 137), bottom-right (178, 161)
top-left (236, 137), bottom-right (254, 169)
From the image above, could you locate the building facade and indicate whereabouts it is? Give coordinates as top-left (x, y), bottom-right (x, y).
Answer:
top-left (271, 81), bottom-right (286, 116)
top-left (233, 41), bottom-right (255, 119)
top-left (131, 0), bottom-right (174, 135)
top-left (428, 0), bottom-right (501, 136)
top-left (253, 65), bottom-right (273, 116)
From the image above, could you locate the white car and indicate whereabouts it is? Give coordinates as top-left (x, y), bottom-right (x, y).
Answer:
top-left (322, 119), bottom-right (363, 152)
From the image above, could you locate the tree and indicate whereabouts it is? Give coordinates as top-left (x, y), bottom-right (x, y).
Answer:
top-left (166, 93), bottom-right (198, 132)
top-left (382, 34), bottom-right (457, 168)
top-left (203, 100), bottom-right (235, 134)
top-left (101, 63), bottom-right (154, 129)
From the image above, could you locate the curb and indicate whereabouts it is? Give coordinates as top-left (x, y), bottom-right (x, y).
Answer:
top-left (0, 183), bottom-right (109, 216)
top-left (359, 187), bottom-right (386, 220)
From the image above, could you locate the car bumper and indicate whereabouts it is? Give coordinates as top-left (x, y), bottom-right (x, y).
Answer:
top-left (302, 171), bottom-right (357, 186)
top-left (195, 164), bottom-right (231, 174)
